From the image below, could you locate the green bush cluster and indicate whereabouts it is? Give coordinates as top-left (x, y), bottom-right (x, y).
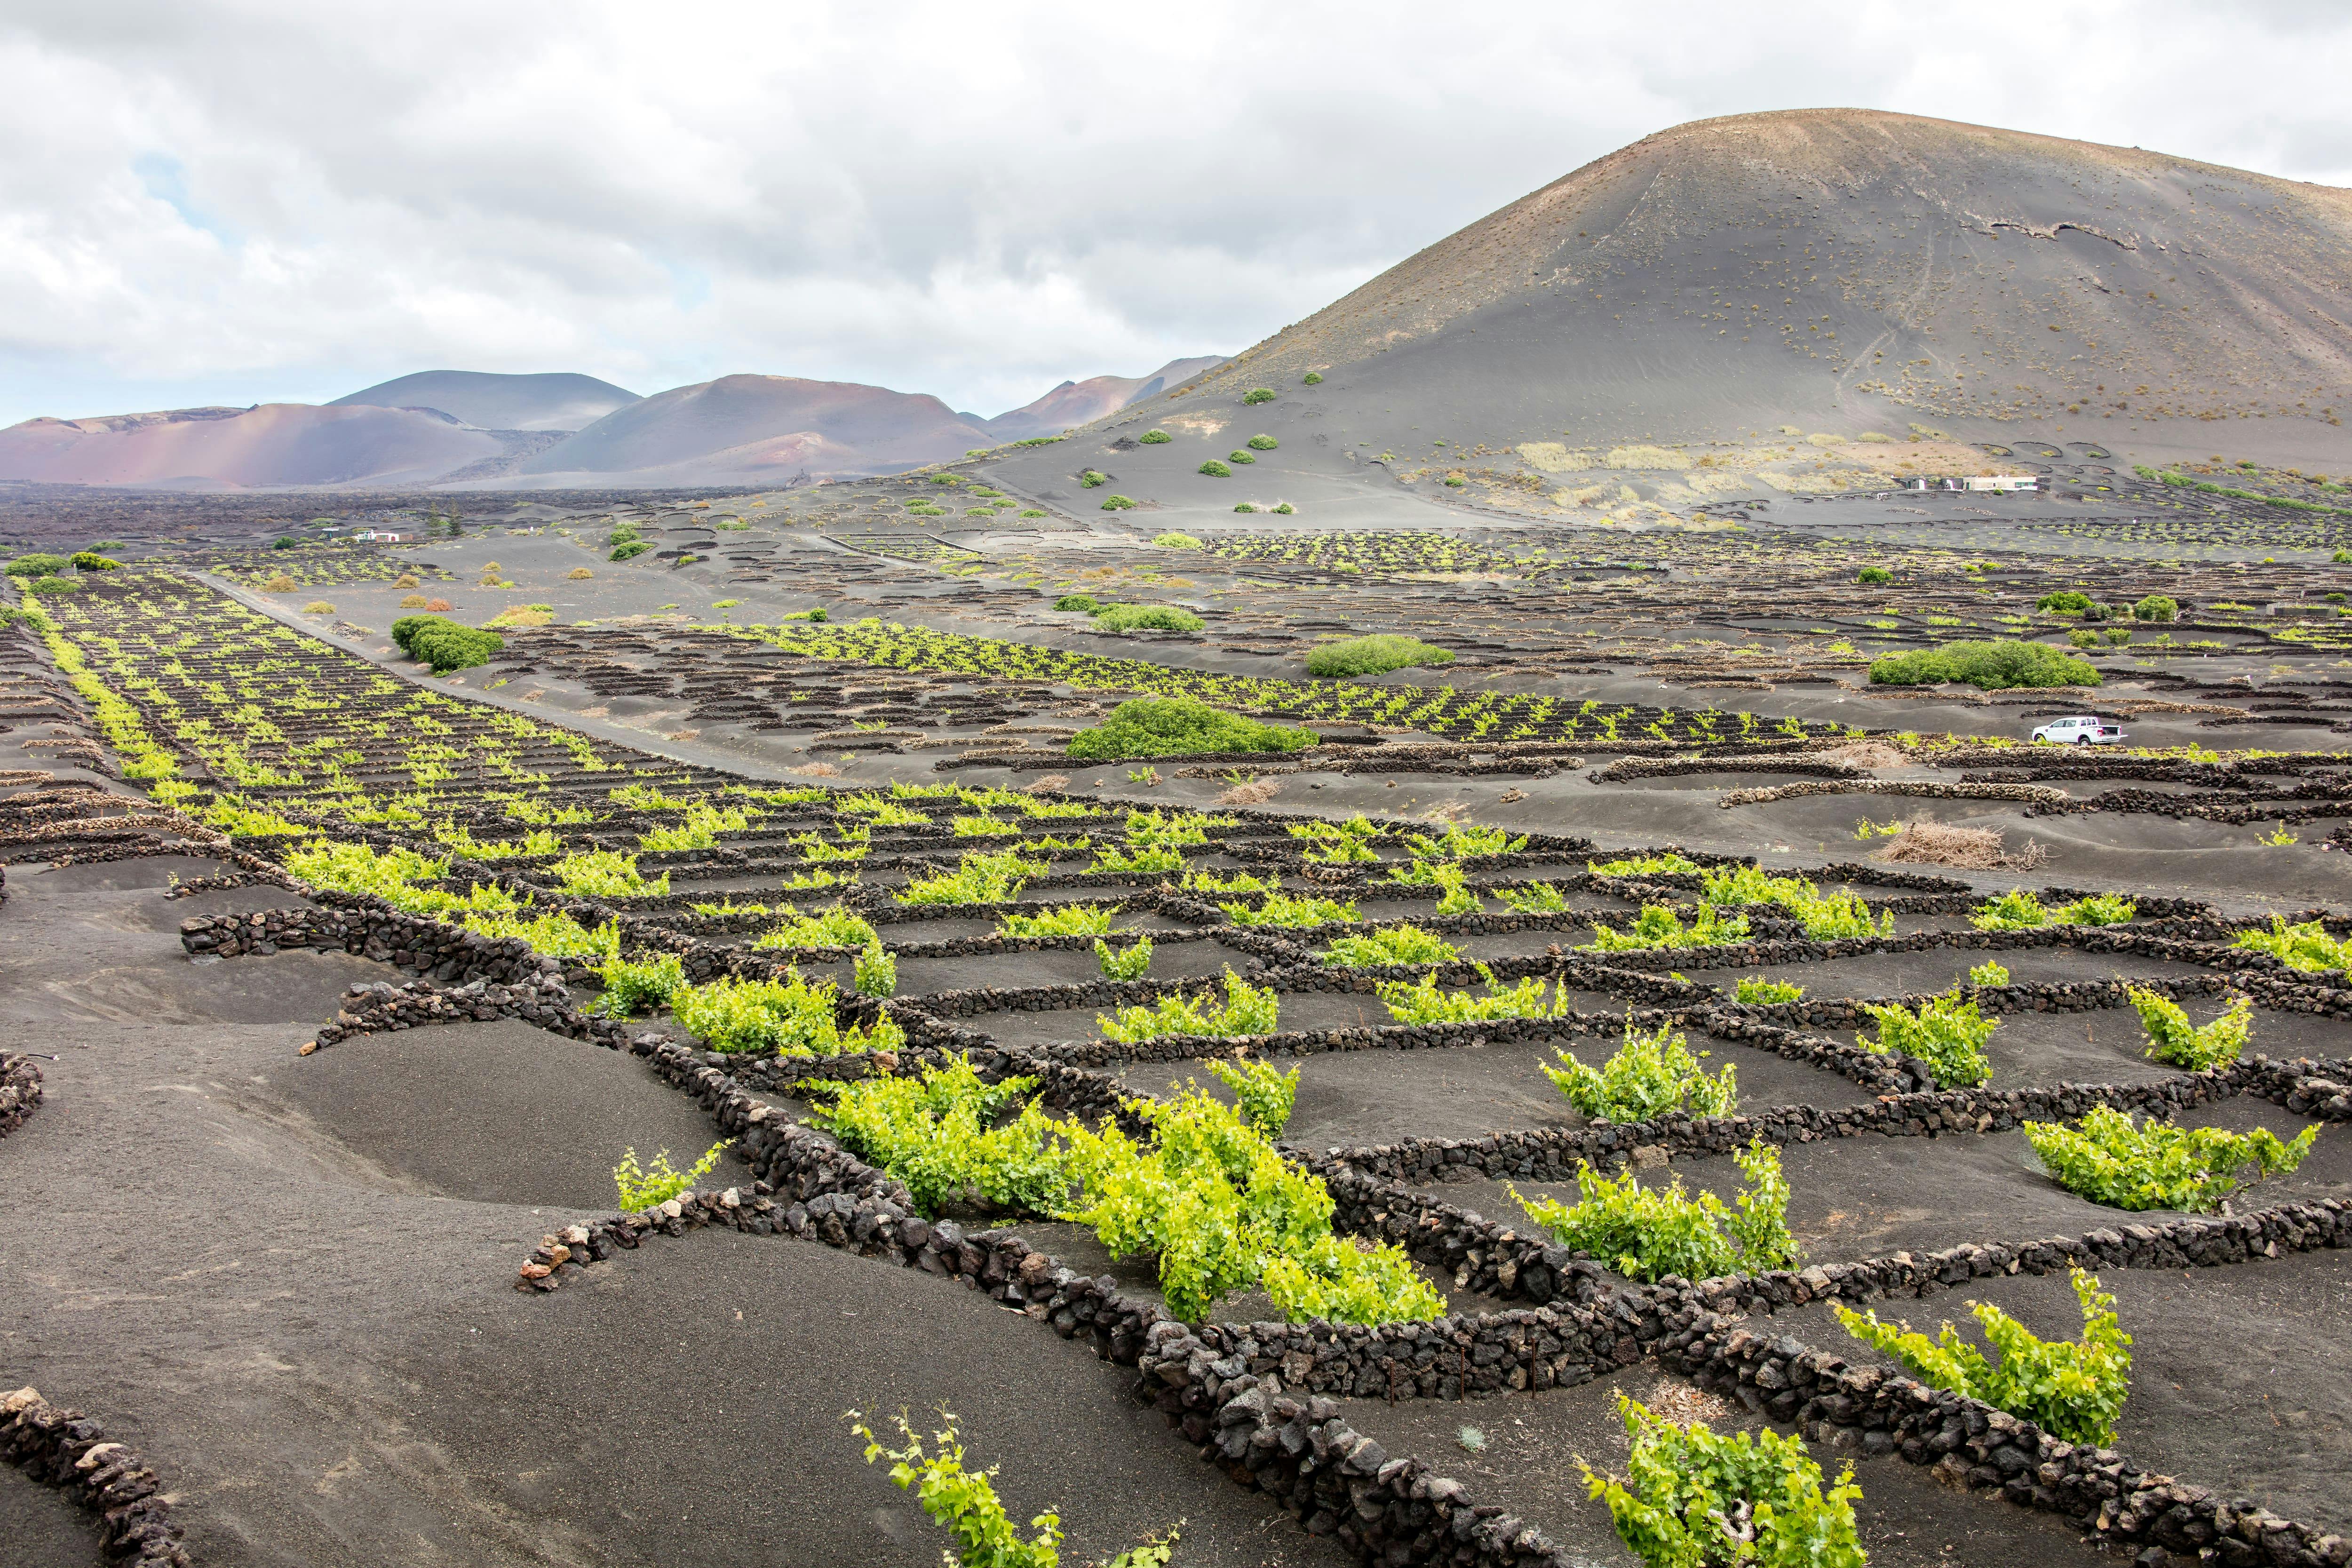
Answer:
top-left (1198, 459), bottom-right (1232, 478)
top-left (1375, 966), bottom-right (1576, 1024)
top-left (1516, 1138), bottom-right (1797, 1283)
top-left (1969, 890), bottom-right (2134, 930)
top-left (1151, 532), bottom-right (1204, 549)
top-left (1066, 695), bottom-right (1314, 760)
top-left (1096, 936), bottom-right (1153, 979)
top-left (391, 614), bottom-right (504, 673)
top-left (2025, 1105), bottom-right (2317, 1211)
top-left (1137, 429), bottom-right (1171, 444)
top-left (1734, 976), bottom-right (1804, 1004)
top-left (1584, 1393), bottom-right (1863, 1568)
top-left (1859, 990), bottom-right (1996, 1088)
top-left (2234, 915), bottom-right (2352, 973)
top-left (1856, 565), bottom-right (1891, 584)
top-left (1242, 387), bottom-right (1276, 404)
top-left (1099, 494), bottom-right (1138, 510)
top-left (1319, 924), bottom-right (1459, 968)
top-left (2129, 987), bottom-right (2251, 1068)
top-left (1246, 434), bottom-right (1279, 450)
top-left (1542, 1019), bottom-right (1738, 1122)
top-left (999, 903), bottom-right (1120, 938)
top-left (1305, 633), bottom-right (1456, 677)
top-left (1221, 890), bottom-right (1359, 928)
top-left (1868, 638), bottom-right (2099, 689)
top-left (6, 552), bottom-right (68, 577)
top-left (2134, 594), bottom-right (2178, 621)
top-left (1302, 371), bottom-right (1323, 384)
top-left (24, 576), bottom-right (82, 596)
top-left (613, 1139), bottom-right (731, 1211)
top-left (672, 969), bottom-right (904, 1056)
top-left (1097, 970), bottom-right (1279, 1042)
top-left (1052, 593), bottom-right (1100, 612)
top-left (68, 551), bottom-right (120, 571)
top-left (1838, 1268), bottom-right (2132, 1445)
top-left (1583, 903), bottom-right (1751, 951)
top-left (1089, 603), bottom-right (1205, 633)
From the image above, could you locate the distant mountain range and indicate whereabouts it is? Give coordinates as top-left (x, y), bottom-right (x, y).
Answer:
top-left (0, 355), bottom-right (1226, 491)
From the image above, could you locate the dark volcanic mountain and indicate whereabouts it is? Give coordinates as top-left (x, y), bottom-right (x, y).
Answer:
top-left (1074, 109), bottom-right (2352, 471)
top-left (329, 370), bottom-right (641, 432)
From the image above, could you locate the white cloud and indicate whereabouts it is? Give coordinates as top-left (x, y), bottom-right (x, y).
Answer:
top-left (1, 0), bottom-right (2349, 425)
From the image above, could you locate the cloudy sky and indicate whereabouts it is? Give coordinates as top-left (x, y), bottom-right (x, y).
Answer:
top-left (5, 0), bottom-right (2351, 427)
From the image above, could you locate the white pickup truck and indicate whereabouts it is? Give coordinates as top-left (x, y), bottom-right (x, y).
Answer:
top-left (2031, 715), bottom-right (2128, 746)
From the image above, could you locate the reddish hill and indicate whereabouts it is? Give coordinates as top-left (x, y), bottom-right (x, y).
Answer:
top-left (0, 404), bottom-right (503, 488)
top-left (984, 356), bottom-right (1226, 440)
top-left (509, 374), bottom-right (993, 485)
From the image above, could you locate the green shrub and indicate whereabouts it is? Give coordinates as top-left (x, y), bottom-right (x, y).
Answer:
top-left (610, 539), bottom-right (652, 561)
top-left (1066, 696), bottom-right (1314, 760)
top-left (1234, 502), bottom-right (1257, 513)
top-left (1098, 969), bottom-right (1278, 1042)
top-left (1302, 371), bottom-right (1323, 384)
top-left (1246, 434), bottom-right (1279, 450)
top-left (1099, 494), bottom-right (1137, 510)
top-left (1000, 903), bottom-right (1120, 938)
top-left (1096, 936), bottom-right (1153, 979)
top-left (1198, 459), bottom-right (1232, 478)
top-left (1242, 388), bottom-right (1276, 404)
top-left (808, 1058), bottom-right (1068, 1215)
top-left (1857, 565), bottom-right (1892, 584)
top-left (1206, 1056), bottom-right (1298, 1137)
top-left (1868, 638), bottom-right (2098, 689)
top-left (1221, 890), bottom-right (1358, 928)
top-left (2129, 987), bottom-right (2251, 1069)
top-left (1583, 903), bottom-right (1751, 951)
top-left (2134, 594), bottom-right (2178, 621)
top-left (673, 970), bottom-right (903, 1056)
top-left (6, 552), bottom-right (67, 577)
top-left (1227, 450), bottom-right (1256, 465)
top-left (1588, 852), bottom-right (1700, 878)
top-left (752, 903), bottom-right (879, 951)
top-left (1093, 841), bottom-right (1184, 874)
top-left (1583, 1393), bottom-right (1864, 1568)
top-left (2234, 916), bottom-right (2352, 973)
top-left (2068, 628), bottom-right (2099, 648)
top-left (588, 952), bottom-right (688, 1016)
top-left (1137, 429), bottom-right (1171, 444)
top-left (2025, 1105), bottom-right (2317, 1211)
top-left (68, 551), bottom-right (120, 571)
top-left (1970, 890), bottom-right (2047, 930)
top-left (1052, 593), bottom-right (1100, 612)
top-left (1090, 603), bottom-right (1205, 633)
top-left (854, 943), bottom-right (897, 998)
top-left (1272, 502), bottom-right (1295, 514)
top-left (1734, 976), bottom-right (1804, 1004)
top-left (389, 613), bottom-right (505, 673)
top-left (1061, 1080), bottom-right (1439, 1324)
top-left (1969, 960), bottom-right (2010, 987)
top-left (1837, 1267), bottom-right (2130, 1444)
top-left (2037, 589), bottom-right (2095, 614)
top-left (1375, 966), bottom-right (1575, 1024)
top-left (1150, 532), bottom-right (1205, 549)
top-left (1305, 633), bottom-right (1456, 677)
top-left (24, 575), bottom-right (82, 596)
top-left (613, 1139), bottom-right (731, 1210)
top-left (1860, 990), bottom-right (1995, 1088)
top-left (553, 849), bottom-right (667, 897)
top-left (1495, 883), bottom-right (1573, 914)
top-left (897, 848), bottom-right (1046, 905)
top-left (1079, 469), bottom-right (1108, 487)
top-left (1516, 1138), bottom-right (1797, 1283)
top-left (1544, 1019), bottom-right (1738, 1122)
top-left (1320, 925), bottom-right (1459, 968)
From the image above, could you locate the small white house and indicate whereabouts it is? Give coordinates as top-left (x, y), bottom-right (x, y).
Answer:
top-left (1895, 475), bottom-right (2041, 493)
top-left (349, 529), bottom-right (412, 542)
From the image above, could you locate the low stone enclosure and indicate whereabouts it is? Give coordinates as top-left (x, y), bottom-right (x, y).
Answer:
top-left (164, 845), bottom-right (2352, 1567)
top-left (14, 576), bottom-right (2352, 1566)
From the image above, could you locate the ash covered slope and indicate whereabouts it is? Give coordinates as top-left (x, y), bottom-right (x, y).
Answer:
top-left (328, 370), bottom-right (641, 432)
top-left (503, 373), bottom-right (996, 486)
top-left (1172, 108), bottom-right (2352, 460)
